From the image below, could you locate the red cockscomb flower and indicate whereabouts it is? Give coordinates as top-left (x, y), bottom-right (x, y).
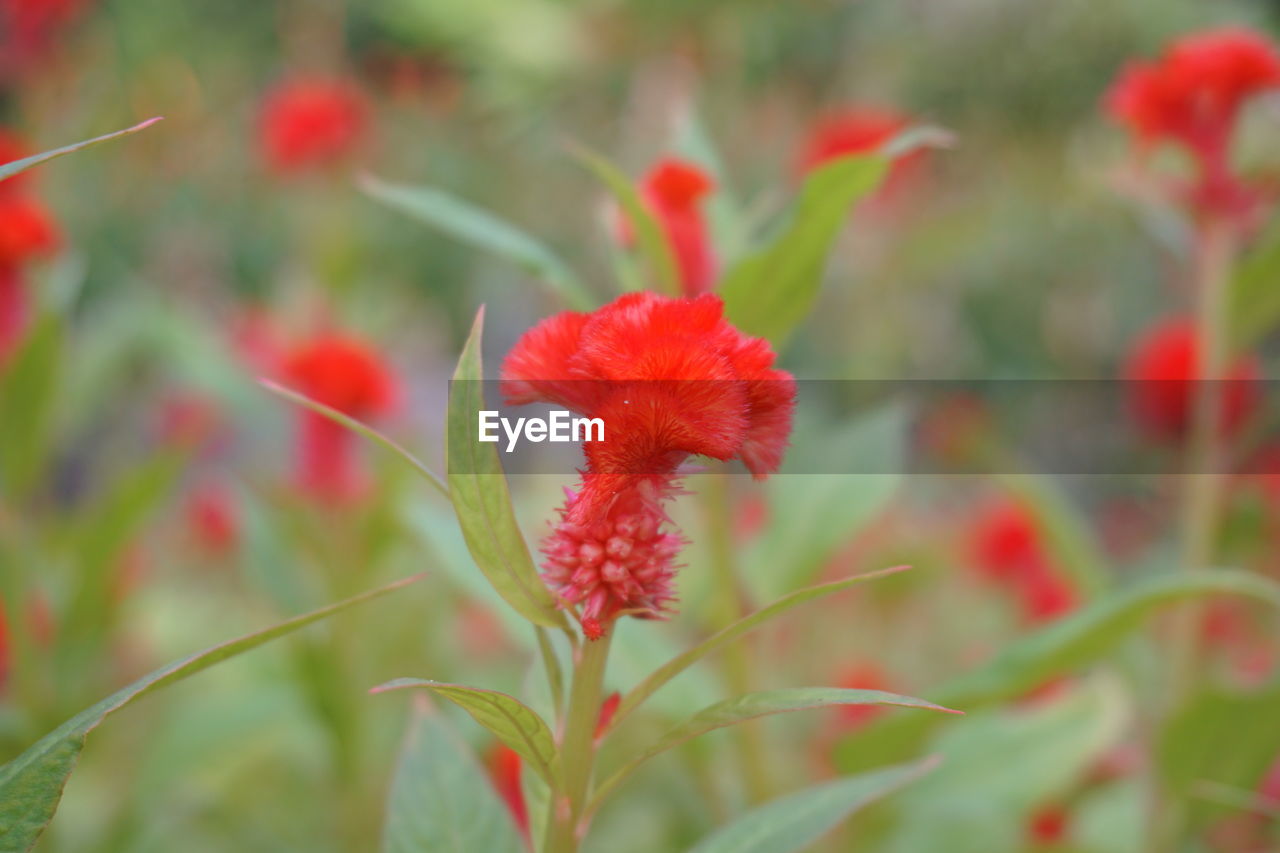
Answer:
top-left (0, 0), bottom-right (91, 82)
top-left (630, 158), bottom-right (717, 296)
top-left (501, 292), bottom-right (795, 638)
top-left (0, 193), bottom-right (59, 266)
top-left (968, 500), bottom-right (1077, 625)
top-left (485, 744), bottom-right (530, 841)
top-left (1123, 317), bottom-right (1260, 442)
top-left (258, 77), bottom-right (369, 175)
top-left (282, 332), bottom-right (395, 501)
top-left (1105, 28), bottom-right (1280, 218)
top-left (797, 107), bottom-right (926, 200)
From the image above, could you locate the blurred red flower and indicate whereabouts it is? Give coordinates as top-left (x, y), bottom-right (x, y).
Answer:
top-left (627, 158), bottom-right (717, 296)
top-left (0, 0), bottom-right (91, 81)
top-left (797, 107), bottom-right (926, 200)
top-left (0, 193), bottom-right (60, 267)
top-left (282, 332), bottom-right (395, 501)
top-left (186, 483), bottom-right (240, 558)
top-left (502, 292), bottom-right (795, 638)
top-left (1105, 27), bottom-right (1280, 218)
top-left (1027, 804), bottom-right (1070, 846)
top-left (968, 500), bottom-right (1077, 625)
top-left (1123, 317), bottom-right (1260, 442)
top-left (832, 662), bottom-right (894, 730)
top-left (258, 77), bottom-right (369, 175)
top-left (485, 744), bottom-right (530, 840)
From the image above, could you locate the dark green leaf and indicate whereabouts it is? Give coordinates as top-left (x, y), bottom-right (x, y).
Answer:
top-left (381, 698), bottom-right (525, 853)
top-left (0, 575), bottom-right (422, 852)
top-left (0, 118), bottom-right (162, 183)
top-left (445, 307), bottom-right (567, 629)
top-left (372, 678), bottom-right (559, 786)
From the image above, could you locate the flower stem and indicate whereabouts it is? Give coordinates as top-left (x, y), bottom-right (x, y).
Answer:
top-left (543, 632), bottom-right (612, 853)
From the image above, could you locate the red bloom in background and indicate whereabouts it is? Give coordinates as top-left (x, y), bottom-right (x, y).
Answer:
top-left (259, 77), bottom-right (369, 175)
top-left (1123, 317), bottom-right (1260, 442)
top-left (282, 332), bottom-right (395, 501)
top-left (0, 0), bottom-right (91, 82)
top-left (1027, 805), bottom-right (1070, 846)
top-left (797, 107), bottom-right (926, 200)
top-left (1105, 28), bottom-right (1280, 218)
top-left (968, 500), bottom-right (1077, 624)
top-left (485, 744), bottom-right (530, 841)
top-left (832, 663), bottom-right (895, 730)
top-left (0, 193), bottom-right (60, 266)
top-left (502, 292), bottom-right (795, 638)
top-left (185, 483), bottom-right (240, 558)
top-left (1, 128), bottom-right (61, 363)
top-left (628, 159), bottom-right (717, 296)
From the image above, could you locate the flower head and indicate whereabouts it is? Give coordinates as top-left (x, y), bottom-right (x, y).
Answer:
top-left (1123, 316), bottom-right (1259, 442)
top-left (0, 193), bottom-right (59, 267)
top-left (633, 158), bottom-right (717, 296)
top-left (797, 107), bottom-right (926, 201)
top-left (967, 499), bottom-right (1077, 625)
top-left (259, 77), bottom-right (369, 175)
top-left (502, 292), bottom-right (794, 637)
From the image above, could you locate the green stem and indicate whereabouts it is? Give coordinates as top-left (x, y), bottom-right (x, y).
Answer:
top-left (543, 632), bottom-right (613, 853)
top-left (703, 473), bottom-right (771, 804)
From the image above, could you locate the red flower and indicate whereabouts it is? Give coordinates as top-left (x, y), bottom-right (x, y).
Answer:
top-left (1105, 28), bottom-right (1280, 218)
top-left (0, 193), bottom-right (59, 266)
top-left (797, 107), bottom-right (926, 200)
top-left (1027, 805), bottom-right (1070, 846)
top-left (1123, 317), bottom-right (1260, 442)
top-left (501, 292), bottom-right (795, 638)
top-left (832, 663), bottom-right (894, 730)
top-left (485, 744), bottom-right (530, 840)
top-left (968, 500), bottom-right (1077, 625)
top-left (633, 158), bottom-right (717, 296)
top-left (282, 332), bottom-right (395, 501)
top-left (186, 483), bottom-right (239, 558)
top-left (0, 0), bottom-right (90, 81)
top-left (258, 77), bottom-right (369, 175)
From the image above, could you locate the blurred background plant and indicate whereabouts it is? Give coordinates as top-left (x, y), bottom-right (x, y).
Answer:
top-left (3, 0), bottom-right (1280, 851)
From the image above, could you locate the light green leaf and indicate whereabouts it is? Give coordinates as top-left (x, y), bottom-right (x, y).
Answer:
top-left (592, 687), bottom-right (956, 810)
top-left (382, 698), bottom-right (525, 853)
top-left (261, 379), bottom-right (448, 499)
top-left (372, 678), bottom-right (558, 786)
top-left (569, 144), bottom-right (680, 296)
top-left (0, 117), bottom-right (162, 183)
top-left (445, 306), bottom-right (567, 630)
top-left (1228, 220), bottom-right (1280, 350)
top-left (0, 315), bottom-right (62, 497)
top-left (360, 174), bottom-right (594, 310)
top-left (613, 565), bottom-right (911, 730)
top-left (688, 757), bottom-right (939, 853)
top-left (719, 152), bottom-right (888, 347)
top-left (0, 575), bottom-right (422, 852)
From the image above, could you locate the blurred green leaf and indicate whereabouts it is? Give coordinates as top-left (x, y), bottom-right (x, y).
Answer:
top-left (0, 118), bottom-right (162, 183)
top-left (0, 315), bottom-right (62, 497)
top-left (446, 307), bottom-right (568, 630)
top-left (688, 756), bottom-right (939, 853)
top-left (372, 678), bottom-right (559, 786)
top-left (593, 687), bottom-right (956, 809)
top-left (719, 153), bottom-right (888, 347)
top-left (261, 379), bottom-right (448, 498)
top-left (569, 144), bottom-right (681, 296)
top-left (614, 565), bottom-right (911, 729)
top-left (381, 698), bottom-right (525, 853)
top-left (1228, 221), bottom-right (1280, 350)
top-left (360, 174), bottom-right (594, 310)
top-left (1158, 681), bottom-right (1280, 832)
top-left (0, 575), bottom-right (422, 852)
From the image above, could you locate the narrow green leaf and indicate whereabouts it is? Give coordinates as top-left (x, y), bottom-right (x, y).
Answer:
top-left (382, 697), bottom-right (525, 853)
top-left (260, 379), bottom-right (448, 499)
top-left (0, 117), bottom-right (162, 183)
top-left (613, 565), bottom-right (911, 729)
top-left (1229, 220), bottom-right (1280, 350)
top-left (592, 687), bottom-right (956, 810)
top-left (0, 315), bottom-right (62, 496)
top-left (445, 307), bottom-right (567, 629)
top-left (688, 757), bottom-right (939, 853)
top-left (568, 143), bottom-right (681, 296)
top-left (360, 174), bottom-right (594, 310)
top-left (372, 678), bottom-right (559, 786)
top-left (0, 575), bottom-right (423, 852)
top-left (719, 153), bottom-right (888, 347)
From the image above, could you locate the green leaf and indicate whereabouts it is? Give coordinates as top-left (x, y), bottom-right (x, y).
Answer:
top-left (592, 687), bottom-right (957, 809)
top-left (0, 117), bottom-right (162, 183)
top-left (1158, 681), bottom-right (1280, 831)
top-left (688, 757), bottom-right (939, 853)
top-left (261, 379), bottom-right (448, 499)
top-left (382, 697), bottom-right (525, 853)
top-left (371, 678), bottom-right (559, 786)
top-left (719, 152), bottom-right (888, 347)
top-left (569, 144), bottom-right (680, 296)
top-left (1228, 220), bottom-right (1280, 350)
top-left (445, 307), bottom-right (567, 630)
top-left (0, 315), bottom-right (62, 496)
top-left (0, 575), bottom-right (422, 852)
top-left (360, 174), bottom-right (594, 310)
top-left (613, 565), bottom-right (911, 730)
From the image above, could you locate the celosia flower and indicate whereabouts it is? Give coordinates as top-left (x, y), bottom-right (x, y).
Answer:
top-left (796, 107), bottom-right (926, 200)
top-left (1123, 317), bottom-right (1259, 442)
top-left (485, 744), bottom-right (529, 840)
top-left (967, 500), bottom-right (1076, 625)
top-left (501, 292), bottom-right (795, 639)
top-left (282, 332), bottom-right (395, 501)
top-left (0, 192), bottom-right (60, 266)
top-left (258, 77), bottom-right (369, 175)
top-left (1105, 27), bottom-right (1280, 218)
top-left (186, 483), bottom-right (239, 558)
top-left (0, 0), bottom-right (90, 82)
top-left (631, 158), bottom-right (717, 296)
